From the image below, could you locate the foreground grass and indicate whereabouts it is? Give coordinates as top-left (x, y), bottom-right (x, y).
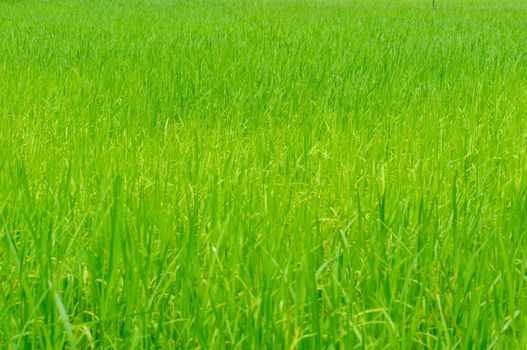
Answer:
top-left (1, 0), bottom-right (526, 348)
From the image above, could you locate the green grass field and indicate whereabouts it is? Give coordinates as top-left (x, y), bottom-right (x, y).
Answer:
top-left (1, 0), bottom-right (527, 348)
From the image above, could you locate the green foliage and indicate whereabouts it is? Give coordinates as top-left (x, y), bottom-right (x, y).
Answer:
top-left (1, 0), bottom-right (526, 348)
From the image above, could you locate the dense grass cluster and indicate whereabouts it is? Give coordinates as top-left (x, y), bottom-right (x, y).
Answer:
top-left (1, 0), bottom-right (527, 348)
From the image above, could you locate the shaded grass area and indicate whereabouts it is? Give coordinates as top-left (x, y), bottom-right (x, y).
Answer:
top-left (1, 0), bottom-right (526, 348)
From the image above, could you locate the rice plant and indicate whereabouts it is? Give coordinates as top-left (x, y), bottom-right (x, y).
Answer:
top-left (1, 0), bottom-right (526, 348)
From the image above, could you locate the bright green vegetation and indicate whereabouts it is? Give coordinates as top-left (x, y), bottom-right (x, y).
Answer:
top-left (1, 0), bottom-right (526, 348)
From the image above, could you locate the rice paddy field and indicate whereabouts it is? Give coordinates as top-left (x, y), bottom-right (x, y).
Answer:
top-left (1, 0), bottom-right (527, 348)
